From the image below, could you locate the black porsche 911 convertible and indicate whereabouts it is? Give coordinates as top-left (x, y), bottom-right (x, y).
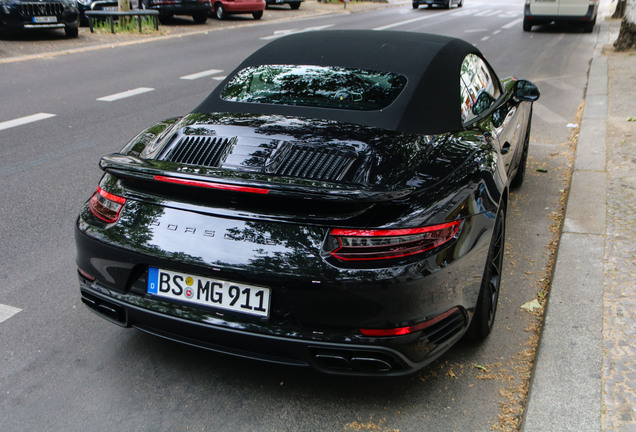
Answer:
top-left (75, 30), bottom-right (539, 376)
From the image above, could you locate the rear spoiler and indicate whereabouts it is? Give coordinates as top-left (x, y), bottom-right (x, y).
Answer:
top-left (100, 153), bottom-right (413, 203)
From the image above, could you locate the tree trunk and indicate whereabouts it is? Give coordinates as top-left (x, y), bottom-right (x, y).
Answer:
top-left (612, 0), bottom-right (626, 18)
top-left (614, 0), bottom-right (636, 51)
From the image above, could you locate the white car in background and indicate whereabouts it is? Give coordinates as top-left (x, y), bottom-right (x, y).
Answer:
top-left (523, 0), bottom-right (599, 32)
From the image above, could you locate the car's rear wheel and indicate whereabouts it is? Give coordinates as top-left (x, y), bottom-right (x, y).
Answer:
top-left (412, 2), bottom-right (419, 8)
top-left (214, 3), bottom-right (226, 19)
top-left (192, 11), bottom-right (207, 23)
top-left (465, 204), bottom-right (506, 341)
top-left (445, 0), bottom-right (452, 9)
top-left (252, 10), bottom-right (263, 18)
top-left (583, 18), bottom-right (595, 33)
top-left (290, 2), bottom-right (300, 9)
top-left (523, 18), bottom-right (532, 32)
top-left (458, 0), bottom-right (463, 7)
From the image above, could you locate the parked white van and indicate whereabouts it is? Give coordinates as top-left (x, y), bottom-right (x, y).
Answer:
top-left (523, 0), bottom-right (599, 32)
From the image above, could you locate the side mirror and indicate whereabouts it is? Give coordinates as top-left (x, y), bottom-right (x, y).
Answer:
top-left (472, 91), bottom-right (496, 116)
top-left (514, 79), bottom-right (540, 102)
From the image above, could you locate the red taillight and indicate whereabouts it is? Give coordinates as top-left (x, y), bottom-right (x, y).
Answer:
top-left (89, 186), bottom-right (126, 223)
top-left (154, 175), bottom-right (270, 195)
top-left (360, 307), bottom-right (460, 337)
top-left (329, 221), bottom-right (460, 261)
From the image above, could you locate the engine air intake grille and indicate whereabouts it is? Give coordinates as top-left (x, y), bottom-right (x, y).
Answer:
top-left (20, 2), bottom-right (64, 16)
top-left (162, 136), bottom-right (233, 167)
top-left (270, 144), bottom-right (357, 182)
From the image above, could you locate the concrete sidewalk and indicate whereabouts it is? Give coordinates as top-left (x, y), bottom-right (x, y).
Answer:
top-left (522, 12), bottom-right (636, 432)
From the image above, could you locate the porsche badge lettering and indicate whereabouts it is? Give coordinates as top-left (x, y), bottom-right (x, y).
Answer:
top-left (150, 221), bottom-right (215, 238)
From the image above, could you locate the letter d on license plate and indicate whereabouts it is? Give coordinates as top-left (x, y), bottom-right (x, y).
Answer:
top-left (148, 267), bottom-right (270, 318)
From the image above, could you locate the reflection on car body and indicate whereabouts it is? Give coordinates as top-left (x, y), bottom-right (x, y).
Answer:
top-left (75, 30), bottom-right (539, 376)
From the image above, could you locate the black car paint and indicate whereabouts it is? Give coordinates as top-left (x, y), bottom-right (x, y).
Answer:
top-left (75, 112), bottom-right (508, 375)
top-left (75, 31), bottom-right (537, 376)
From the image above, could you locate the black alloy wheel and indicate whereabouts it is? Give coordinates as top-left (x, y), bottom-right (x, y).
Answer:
top-left (465, 205), bottom-right (506, 341)
top-left (192, 11), bottom-right (207, 23)
top-left (215, 3), bottom-right (226, 19)
top-left (65, 25), bottom-right (79, 38)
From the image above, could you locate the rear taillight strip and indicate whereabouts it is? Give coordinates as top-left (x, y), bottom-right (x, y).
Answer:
top-left (154, 175), bottom-right (269, 195)
top-left (329, 220), bottom-right (460, 261)
top-left (89, 187), bottom-right (126, 223)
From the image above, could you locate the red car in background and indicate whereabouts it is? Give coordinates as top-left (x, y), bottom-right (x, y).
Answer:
top-left (212, 0), bottom-right (265, 19)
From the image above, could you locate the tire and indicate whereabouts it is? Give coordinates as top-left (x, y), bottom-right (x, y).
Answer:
top-left (289, 2), bottom-right (300, 9)
top-left (465, 205), bottom-right (506, 341)
top-left (65, 25), bottom-right (78, 38)
top-left (445, 0), bottom-right (452, 9)
top-left (412, 2), bottom-right (419, 8)
top-left (511, 114), bottom-right (531, 189)
top-left (158, 14), bottom-right (172, 24)
top-left (252, 10), bottom-right (263, 19)
top-left (583, 19), bottom-right (595, 33)
top-left (192, 11), bottom-right (207, 23)
top-left (214, 3), bottom-right (226, 19)
top-left (458, 0), bottom-right (463, 7)
top-left (523, 18), bottom-right (532, 32)
top-left (140, 0), bottom-right (151, 9)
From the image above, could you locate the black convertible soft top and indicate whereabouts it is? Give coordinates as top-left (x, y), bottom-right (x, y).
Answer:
top-left (195, 30), bottom-right (483, 135)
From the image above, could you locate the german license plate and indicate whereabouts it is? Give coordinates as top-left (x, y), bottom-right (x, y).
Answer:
top-left (33, 16), bottom-right (57, 23)
top-left (147, 268), bottom-right (270, 318)
top-left (103, 6), bottom-right (117, 11)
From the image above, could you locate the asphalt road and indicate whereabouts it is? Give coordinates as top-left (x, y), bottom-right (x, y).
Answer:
top-left (0, 1), bottom-right (599, 430)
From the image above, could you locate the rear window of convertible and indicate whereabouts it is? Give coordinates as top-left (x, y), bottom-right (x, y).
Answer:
top-left (220, 65), bottom-right (407, 111)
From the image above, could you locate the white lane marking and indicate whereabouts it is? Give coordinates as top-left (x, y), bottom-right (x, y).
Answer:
top-left (502, 18), bottom-right (523, 29)
top-left (260, 24), bottom-right (334, 40)
top-left (97, 87), bottom-right (154, 102)
top-left (373, 12), bottom-right (438, 31)
top-left (0, 304), bottom-right (21, 323)
top-left (474, 9), bottom-right (501, 16)
top-left (212, 76), bottom-right (227, 81)
top-left (0, 113), bottom-right (56, 131)
top-left (180, 69), bottom-right (224, 80)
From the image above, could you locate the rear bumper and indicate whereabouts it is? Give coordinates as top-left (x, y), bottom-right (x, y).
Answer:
top-left (79, 282), bottom-right (468, 376)
top-left (219, 0), bottom-right (264, 13)
top-left (524, 4), bottom-right (597, 24)
top-left (152, 1), bottom-right (211, 14)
